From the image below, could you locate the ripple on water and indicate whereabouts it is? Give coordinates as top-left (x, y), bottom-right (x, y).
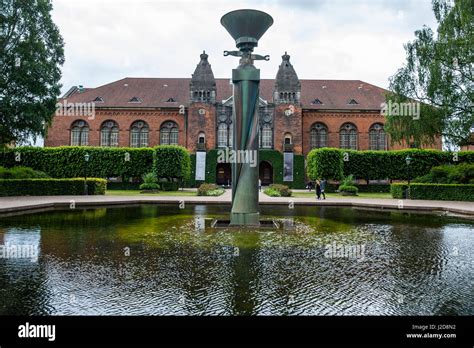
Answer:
top-left (0, 206), bottom-right (473, 315)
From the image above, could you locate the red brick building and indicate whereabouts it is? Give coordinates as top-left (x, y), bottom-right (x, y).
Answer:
top-left (45, 51), bottom-right (441, 184)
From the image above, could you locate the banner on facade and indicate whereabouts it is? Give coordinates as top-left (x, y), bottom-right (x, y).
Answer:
top-left (283, 152), bottom-right (294, 182)
top-left (195, 151), bottom-right (206, 181)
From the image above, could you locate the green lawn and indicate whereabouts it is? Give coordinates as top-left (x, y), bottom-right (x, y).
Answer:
top-left (106, 190), bottom-right (196, 196)
top-left (291, 191), bottom-right (393, 199)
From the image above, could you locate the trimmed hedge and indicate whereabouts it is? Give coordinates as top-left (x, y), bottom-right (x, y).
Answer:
top-left (307, 148), bottom-right (474, 181)
top-left (0, 147), bottom-right (153, 178)
top-left (391, 183), bottom-right (474, 201)
top-left (307, 148), bottom-right (344, 181)
top-left (390, 183), bottom-right (406, 199)
top-left (153, 145), bottom-right (191, 181)
top-left (0, 178), bottom-right (107, 196)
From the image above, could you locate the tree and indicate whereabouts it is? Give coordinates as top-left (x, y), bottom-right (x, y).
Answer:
top-left (0, 0), bottom-right (64, 147)
top-left (385, 0), bottom-right (473, 149)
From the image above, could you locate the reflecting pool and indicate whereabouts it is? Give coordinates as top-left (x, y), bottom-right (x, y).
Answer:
top-left (0, 205), bottom-right (473, 315)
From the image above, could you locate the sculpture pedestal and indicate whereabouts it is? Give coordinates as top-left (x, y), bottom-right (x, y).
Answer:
top-left (229, 212), bottom-right (260, 226)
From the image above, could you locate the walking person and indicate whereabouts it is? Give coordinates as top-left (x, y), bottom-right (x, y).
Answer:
top-left (320, 178), bottom-right (326, 200)
top-left (316, 179), bottom-right (321, 200)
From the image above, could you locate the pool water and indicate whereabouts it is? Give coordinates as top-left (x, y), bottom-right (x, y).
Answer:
top-left (0, 205), bottom-right (473, 315)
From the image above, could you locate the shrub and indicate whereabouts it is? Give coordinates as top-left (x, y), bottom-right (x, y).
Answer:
top-left (205, 188), bottom-right (225, 196)
top-left (413, 163), bottom-right (474, 184)
top-left (197, 183), bottom-right (215, 196)
top-left (269, 184), bottom-right (292, 197)
top-left (142, 172), bottom-right (158, 184)
top-left (390, 183), bottom-right (474, 201)
top-left (140, 173), bottom-right (159, 191)
top-left (338, 185), bottom-right (359, 195)
top-left (197, 183), bottom-right (224, 196)
top-left (339, 175), bottom-right (355, 186)
top-left (139, 183), bottom-right (160, 191)
top-left (307, 148), bottom-right (343, 180)
top-left (0, 166), bottom-right (49, 179)
top-left (264, 187), bottom-right (281, 197)
top-left (160, 181), bottom-right (180, 191)
top-left (0, 178), bottom-right (107, 196)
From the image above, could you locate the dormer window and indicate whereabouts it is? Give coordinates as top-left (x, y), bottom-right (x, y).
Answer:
top-left (348, 99), bottom-right (359, 105)
top-left (129, 97), bottom-right (142, 103)
top-left (312, 98), bottom-right (323, 105)
top-left (93, 97), bottom-right (104, 103)
top-left (166, 98), bottom-right (176, 102)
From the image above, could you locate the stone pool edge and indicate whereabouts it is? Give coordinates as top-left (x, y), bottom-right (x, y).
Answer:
top-left (0, 194), bottom-right (473, 217)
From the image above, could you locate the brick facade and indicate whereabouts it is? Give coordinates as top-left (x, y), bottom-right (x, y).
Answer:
top-left (45, 51), bottom-right (442, 155)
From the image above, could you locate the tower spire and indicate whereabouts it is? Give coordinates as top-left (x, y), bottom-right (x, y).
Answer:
top-left (274, 51), bottom-right (300, 104)
top-left (190, 50), bottom-right (216, 103)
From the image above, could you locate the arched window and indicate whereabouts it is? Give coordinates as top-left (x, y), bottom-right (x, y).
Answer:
top-left (284, 133), bottom-right (292, 144)
top-left (261, 124), bottom-right (272, 148)
top-left (217, 123), bottom-right (229, 147)
top-left (130, 120), bottom-right (149, 147)
top-left (198, 132), bottom-right (205, 144)
top-left (369, 123), bottom-right (386, 150)
top-left (70, 120), bottom-right (89, 146)
top-left (160, 121), bottom-right (178, 145)
top-left (339, 123), bottom-right (358, 149)
top-left (310, 123), bottom-right (328, 149)
top-left (100, 120), bottom-right (119, 147)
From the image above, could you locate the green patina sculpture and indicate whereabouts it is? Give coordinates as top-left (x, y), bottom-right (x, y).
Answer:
top-left (221, 9), bottom-right (273, 226)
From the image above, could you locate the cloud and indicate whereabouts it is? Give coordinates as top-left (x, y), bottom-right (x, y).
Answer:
top-left (51, 0), bottom-right (437, 93)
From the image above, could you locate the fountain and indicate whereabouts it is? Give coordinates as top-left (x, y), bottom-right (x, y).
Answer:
top-left (220, 9), bottom-right (274, 226)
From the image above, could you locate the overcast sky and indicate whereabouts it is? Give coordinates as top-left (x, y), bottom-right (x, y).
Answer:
top-left (51, 0), bottom-right (438, 94)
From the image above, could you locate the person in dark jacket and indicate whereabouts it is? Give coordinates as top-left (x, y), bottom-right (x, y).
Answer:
top-left (320, 179), bottom-right (326, 200)
top-left (316, 179), bottom-right (321, 200)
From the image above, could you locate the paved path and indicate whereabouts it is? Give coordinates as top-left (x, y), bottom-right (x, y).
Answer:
top-left (0, 189), bottom-right (473, 216)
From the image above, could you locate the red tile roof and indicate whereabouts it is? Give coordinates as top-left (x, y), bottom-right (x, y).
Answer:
top-left (63, 77), bottom-right (388, 110)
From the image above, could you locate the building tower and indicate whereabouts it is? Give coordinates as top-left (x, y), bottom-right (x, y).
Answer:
top-left (273, 52), bottom-right (302, 154)
top-left (187, 51), bottom-right (217, 152)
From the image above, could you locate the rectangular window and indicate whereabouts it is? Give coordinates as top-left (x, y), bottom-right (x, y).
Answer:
top-left (170, 130), bottom-right (178, 145)
top-left (131, 131), bottom-right (139, 147)
top-left (262, 128), bottom-right (272, 148)
top-left (71, 130), bottom-right (80, 146)
top-left (140, 132), bottom-right (148, 147)
top-left (81, 131), bottom-right (88, 146)
top-left (218, 127), bottom-right (227, 147)
top-left (110, 132), bottom-right (119, 147)
top-left (161, 132), bottom-right (169, 145)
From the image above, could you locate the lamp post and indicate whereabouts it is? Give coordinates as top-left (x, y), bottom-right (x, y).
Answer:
top-left (221, 9), bottom-right (273, 226)
top-left (84, 153), bottom-right (90, 195)
top-left (405, 155), bottom-right (412, 199)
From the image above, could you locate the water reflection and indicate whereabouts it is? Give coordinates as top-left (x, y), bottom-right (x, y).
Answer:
top-left (0, 205), bottom-right (472, 315)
